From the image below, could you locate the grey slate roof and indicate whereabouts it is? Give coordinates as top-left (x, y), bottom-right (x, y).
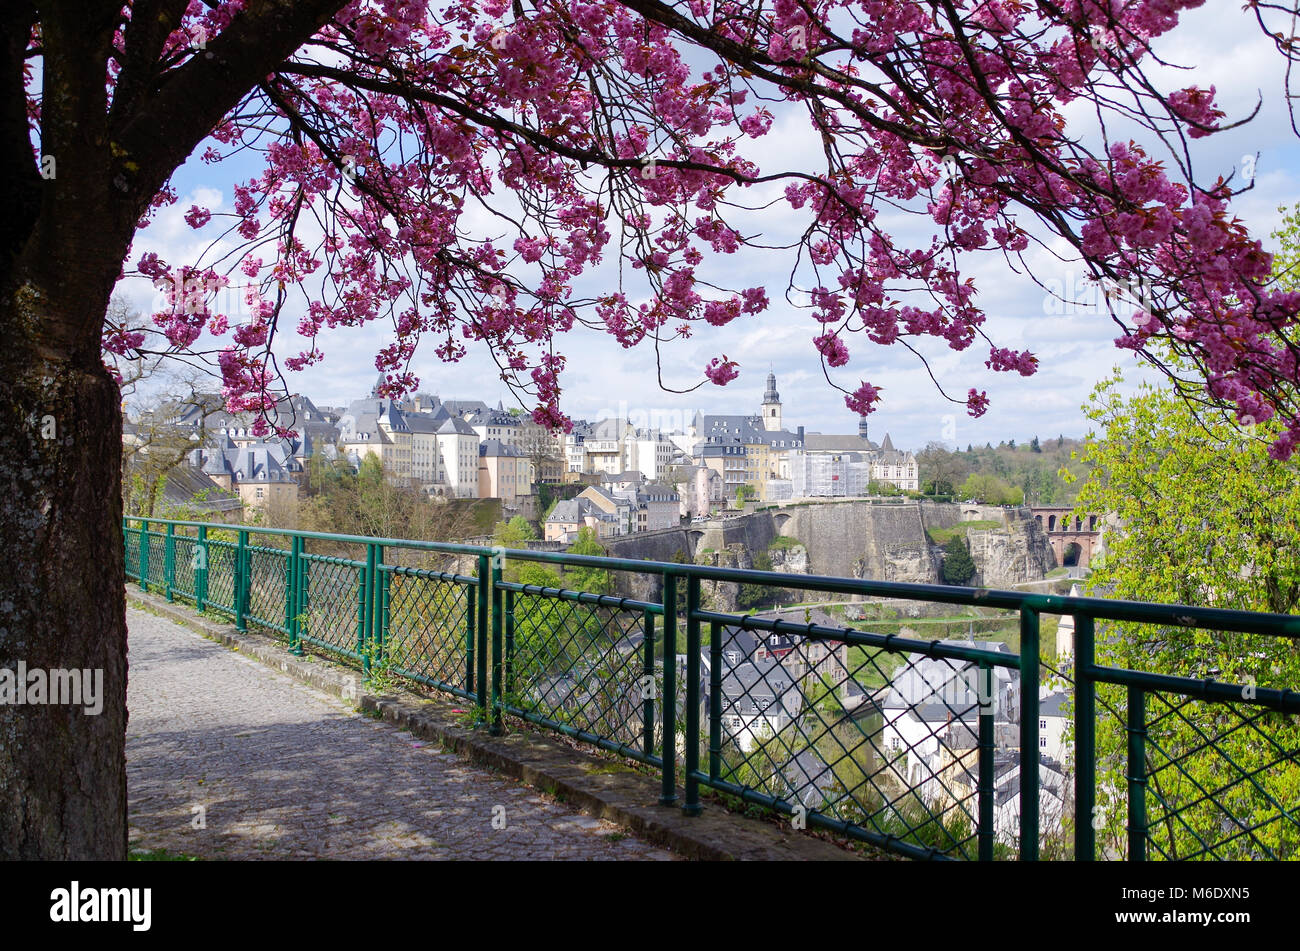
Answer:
top-left (442, 399), bottom-right (491, 418)
top-left (480, 439), bottom-right (524, 457)
top-left (803, 433), bottom-right (877, 452)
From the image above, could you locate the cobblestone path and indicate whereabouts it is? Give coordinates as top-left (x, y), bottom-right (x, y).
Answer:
top-left (126, 608), bottom-right (674, 860)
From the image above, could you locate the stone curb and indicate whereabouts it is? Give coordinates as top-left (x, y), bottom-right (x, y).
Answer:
top-left (128, 590), bottom-right (863, 862)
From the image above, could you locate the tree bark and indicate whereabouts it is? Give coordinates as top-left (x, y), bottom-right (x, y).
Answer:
top-left (0, 0), bottom-right (352, 861)
top-left (0, 314), bottom-right (128, 859)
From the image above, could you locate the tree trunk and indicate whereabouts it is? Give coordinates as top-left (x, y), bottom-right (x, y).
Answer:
top-left (0, 319), bottom-right (127, 859)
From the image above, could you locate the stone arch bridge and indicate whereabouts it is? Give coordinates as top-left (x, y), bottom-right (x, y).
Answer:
top-left (1029, 506), bottom-right (1100, 568)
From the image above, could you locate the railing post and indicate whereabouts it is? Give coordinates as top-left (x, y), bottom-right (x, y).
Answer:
top-left (476, 553), bottom-right (489, 719)
top-left (1019, 607), bottom-right (1040, 861)
top-left (505, 589), bottom-right (516, 701)
top-left (642, 608), bottom-right (656, 760)
top-left (1127, 685), bottom-right (1147, 862)
top-left (194, 525), bottom-right (208, 613)
top-left (683, 575), bottom-right (702, 816)
top-left (491, 559), bottom-right (503, 735)
top-left (297, 539), bottom-right (310, 653)
top-left (1075, 615), bottom-right (1096, 861)
top-left (709, 620), bottom-right (722, 786)
top-left (372, 544), bottom-right (386, 668)
top-left (138, 521), bottom-right (149, 593)
top-left (466, 582), bottom-right (477, 695)
top-left (978, 660), bottom-right (995, 861)
top-left (235, 529), bottom-right (249, 631)
top-left (288, 535), bottom-right (304, 655)
top-left (164, 523), bottom-right (175, 602)
top-left (660, 571), bottom-right (678, 806)
top-left (360, 543), bottom-right (377, 676)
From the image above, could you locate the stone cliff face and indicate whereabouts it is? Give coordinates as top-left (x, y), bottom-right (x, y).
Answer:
top-left (767, 543), bottom-right (809, 575)
top-left (544, 500), bottom-right (1055, 605)
top-left (778, 501), bottom-right (942, 583)
top-left (965, 518), bottom-right (1056, 587)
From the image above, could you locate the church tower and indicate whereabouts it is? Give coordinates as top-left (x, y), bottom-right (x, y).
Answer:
top-left (762, 370), bottom-right (782, 432)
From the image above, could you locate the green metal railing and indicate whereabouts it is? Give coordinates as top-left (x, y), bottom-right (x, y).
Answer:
top-left (123, 517), bottom-right (1300, 861)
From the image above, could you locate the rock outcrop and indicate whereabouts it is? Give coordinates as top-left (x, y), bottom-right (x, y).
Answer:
top-left (965, 517), bottom-right (1056, 587)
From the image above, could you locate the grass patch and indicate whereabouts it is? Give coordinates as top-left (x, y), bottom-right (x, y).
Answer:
top-left (925, 520), bottom-right (1001, 545)
top-left (129, 848), bottom-right (200, 862)
top-left (767, 535), bottom-right (802, 551)
top-left (847, 646), bottom-right (907, 688)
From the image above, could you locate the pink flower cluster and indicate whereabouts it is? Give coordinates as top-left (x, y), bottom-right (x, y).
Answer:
top-left (91, 0), bottom-right (1300, 453)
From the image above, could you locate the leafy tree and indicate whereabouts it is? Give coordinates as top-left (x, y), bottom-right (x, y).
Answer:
top-left (1071, 362), bottom-right (1300, 858)
top-left (738, 552), bottom-right (774, 610)
top-left (10, 0), bottom-right (1300, 861)
top-left (493, 515), bottom-right (537, 549)
top-left (917, 442), bottom-right (966, 496)
top-left (490, 515), bottom-right (539, 582)
top-left (565, 526), bottom-right (612, 595)
top-left (941, 536), bottom-right (976, 585)
top-left (1030, 436), bottom-right (1041, 453)
top-left (299, 453), bottom-right (474, 550)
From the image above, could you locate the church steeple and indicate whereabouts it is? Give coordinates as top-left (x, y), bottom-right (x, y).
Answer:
top-left (761, 368), bottom-right (782, 432)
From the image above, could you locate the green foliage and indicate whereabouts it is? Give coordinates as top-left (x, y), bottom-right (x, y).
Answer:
top-left (735, 483), bottom-right (756, 504)
top-left (919, 438), bottom-right (1083, 504)
top-left (926, 519), bottom-right (1000, 546)
top-left (957, 472), bottom-right (1023, 505)
top-left (298, 453), bottom-right (472, 545)
top-left (737, 551), bottom-right (774, 609)
top-left (536, 482), bottom-right (581, 520)
top-left (565, 526), bottom-right (612, 595)
top-left (940, 536), bottom-right (976, 585)
top-left (493, 515), bottom-right (536, 548)
top-left (1073, 362), bottom-right (1300, 858)
top-left (767, 535), bottom-right (801, 551)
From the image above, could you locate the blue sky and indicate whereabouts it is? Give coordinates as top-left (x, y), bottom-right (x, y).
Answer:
top-left (114, 4), bottom-right (1300, 450)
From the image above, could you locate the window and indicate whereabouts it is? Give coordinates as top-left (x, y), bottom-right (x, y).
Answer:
top-left (1039, 718), bottom-right (1047, 729)
top-left (1039, 736), bottom-right (1048, 749)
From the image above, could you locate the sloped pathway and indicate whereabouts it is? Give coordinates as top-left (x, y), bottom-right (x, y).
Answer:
top-left (126, 607), bottom-right (674, 860)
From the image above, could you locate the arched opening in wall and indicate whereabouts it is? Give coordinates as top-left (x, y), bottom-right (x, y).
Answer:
top-left (1088, 515), bottom-right (1097, 532)
top-left (1035, 515), bottom-right (1043, 529)
top-left (1048, 514), bottom-right (1056, 531)
top-left (774, 512), bottom-right (792, 532)
top-left (1063, 542), bottom-right (1082, 567)
top-left (688, 530), bottom-right (706, 548)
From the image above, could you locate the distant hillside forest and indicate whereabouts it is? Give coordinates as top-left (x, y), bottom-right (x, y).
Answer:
top-left (916, 435), bottom-right (1087, 506)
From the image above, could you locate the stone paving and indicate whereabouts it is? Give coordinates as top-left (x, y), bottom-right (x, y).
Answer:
top-left (126, 607), bottom-right (675, 860)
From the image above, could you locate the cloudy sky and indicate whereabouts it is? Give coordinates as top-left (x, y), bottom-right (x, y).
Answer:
top-left (114, 4), bottom-right (1300, 450)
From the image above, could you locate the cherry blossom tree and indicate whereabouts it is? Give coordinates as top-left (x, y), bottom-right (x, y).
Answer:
top-left (6, 0), bottom-right (1300, 858)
